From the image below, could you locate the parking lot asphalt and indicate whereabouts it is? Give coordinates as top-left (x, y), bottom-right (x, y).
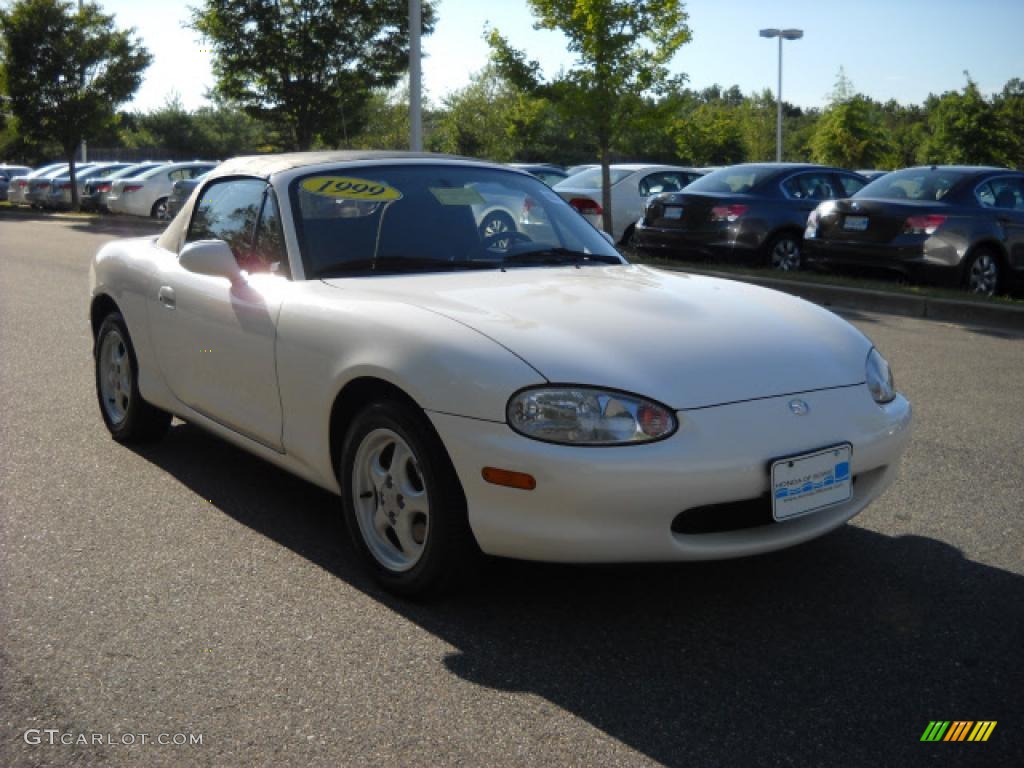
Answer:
top-left (1, 217), bottom-right (1022, 768)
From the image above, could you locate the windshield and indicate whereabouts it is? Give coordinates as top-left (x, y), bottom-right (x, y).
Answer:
top-left (855, 168), bottom-right (968, 201)
top-left (108, 163), bottom-right (163, 180)
top-left (291, 164), bottom-right (623, 277)
top-left (683, 166), bottom-right (781, 194)
top-left (556, 168), bottom-right (633, 189)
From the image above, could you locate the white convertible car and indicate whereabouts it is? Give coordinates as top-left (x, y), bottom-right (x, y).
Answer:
top-left (90, 151), bottom-right (912, 596)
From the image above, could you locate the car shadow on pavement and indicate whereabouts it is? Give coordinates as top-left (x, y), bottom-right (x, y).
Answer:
top-left (130, 422), bottom-right (1023, 768)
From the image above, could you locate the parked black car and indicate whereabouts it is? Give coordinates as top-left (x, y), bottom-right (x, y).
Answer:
top-left (803, 166), bottom-right (1024, 296)
top-left (508, 163), bottom-right (569, 187)
top-left (165, 173), bottom-right (208, 218)
top-left (82, 162), bottom-right (166, 211)
top-left (634, 163), bottom-right (868, 269)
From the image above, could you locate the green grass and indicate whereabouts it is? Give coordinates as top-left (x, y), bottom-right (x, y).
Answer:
top-left (626, 249), bottom-right (1024, 307)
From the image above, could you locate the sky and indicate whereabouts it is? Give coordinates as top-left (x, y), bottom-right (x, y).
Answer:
top-left (103, 0), bottom-right (1024, 113)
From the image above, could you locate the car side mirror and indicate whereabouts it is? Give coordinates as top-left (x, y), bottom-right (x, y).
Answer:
top-left (179, 240), bottom-right (242, 283)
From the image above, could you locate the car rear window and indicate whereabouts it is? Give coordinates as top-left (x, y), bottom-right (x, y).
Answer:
top-left (291, 164), bottom-right (622, 277)
top-left (855, 168), bottom-right (968, 201)
top-left (684, 166), bottom-right (780, 194)
top-left (556, 168), bottom-right (633, 188)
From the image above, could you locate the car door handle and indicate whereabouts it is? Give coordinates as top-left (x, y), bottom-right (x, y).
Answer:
top-left (158, 286), bottom-right (176, 309)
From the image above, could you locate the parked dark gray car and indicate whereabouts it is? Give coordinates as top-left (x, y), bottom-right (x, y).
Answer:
top-left (634, 163), bottom-right (868, 269)
top-left (803, 165), bottom-right (1024, 296)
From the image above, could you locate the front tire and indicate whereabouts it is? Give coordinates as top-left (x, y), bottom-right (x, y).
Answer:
top-left (94, 312), bottom-right (171, 443)
top-left (339, 400), bottom-right (477, 598)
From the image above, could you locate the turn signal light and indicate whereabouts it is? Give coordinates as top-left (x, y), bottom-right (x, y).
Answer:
top-left (903, 214), bottom-right (946, 235)
top-left (481, 467), bottom-right (537, 491)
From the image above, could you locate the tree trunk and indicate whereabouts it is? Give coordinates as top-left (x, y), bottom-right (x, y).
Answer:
top-left (66, 149), bottom-right (79, 213)
top-left (599, 143), bottom-right (613, 237)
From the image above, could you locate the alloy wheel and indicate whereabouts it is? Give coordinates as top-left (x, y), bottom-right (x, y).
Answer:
top-left (967, 252), bottom-right (999, 296)
top-left (351, 428), bottom-right (430, 572)
top-left (771, 237), bottom-right (801, 271)
top-left (98, 329), bottom-right (132, 425)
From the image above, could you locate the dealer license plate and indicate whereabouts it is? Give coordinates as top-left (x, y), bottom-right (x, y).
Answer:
top-left (771, 444), bottom-right (852, 521)
top-left (842, 215), bottom-right (868, 231)
top-left (663, 206), bottom-right (683, 220)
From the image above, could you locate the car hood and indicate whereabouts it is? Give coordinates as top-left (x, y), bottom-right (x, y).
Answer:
top-left (323, 265), bottom-right (871, 410)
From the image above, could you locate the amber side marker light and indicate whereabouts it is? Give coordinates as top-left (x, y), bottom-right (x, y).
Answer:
top-left (481, 467), bottom-right (537, 490)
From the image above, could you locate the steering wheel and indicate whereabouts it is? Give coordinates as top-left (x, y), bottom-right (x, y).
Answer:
top-left (482, 230), bottom-right (533, 250)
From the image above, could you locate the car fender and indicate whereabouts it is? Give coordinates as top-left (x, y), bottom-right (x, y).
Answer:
top-left (90, 237), bottom-right (175, 408)
top-left (273, 280), bottom-right (547, 491)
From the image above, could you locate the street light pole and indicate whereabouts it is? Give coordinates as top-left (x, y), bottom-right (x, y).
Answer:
top-left (759, 28), bottom-right (803, 162)
top-left (409, 0), bottom-right (423, 152)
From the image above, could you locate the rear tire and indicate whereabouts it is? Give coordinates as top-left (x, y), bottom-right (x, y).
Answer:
top-left (963, 248), bottom-right (1002, 296)
top-left (151, 197), bottom-right (169, 220)
top-left (94, 312), bottom-right (171, 443)
top-left (766, 232), bottom-right (802, 271)
top-left (339, 400), bottom-right (478, 598)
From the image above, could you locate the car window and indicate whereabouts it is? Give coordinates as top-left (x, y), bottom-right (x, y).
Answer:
top-left (291, 164), bottom-right (622, 278)
top-left (252, 189), bottom-right (288, 275)
top-left (556, 168), bottom-right (634, 189)
top-left (782, 172), bottom-right (838, 200)
top-left (168, 168), bottom-right (191, 182)
top-left (837, 174), bottom-right (867, 197)
top-left (856, 168), bottom-right (968, 201)
top-left (186, 178), bottom-right (267, 266)
top-left (977, 177), bottom-right (1024, 210)
top-left (638, 171), bottom-right (690, 197)
top-left (685, 166), bottom-right (779, 194)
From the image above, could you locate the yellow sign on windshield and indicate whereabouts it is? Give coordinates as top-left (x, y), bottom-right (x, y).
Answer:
top-left (301, 176), bottom-right (402, 201)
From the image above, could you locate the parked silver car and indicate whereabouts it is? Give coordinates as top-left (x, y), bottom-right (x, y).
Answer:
top-left (5, 163), bottom-right (65, 206)
top-left (44, 162), bottom-right (134, 209)
top-left (0, 164), bottom-right (33, 201)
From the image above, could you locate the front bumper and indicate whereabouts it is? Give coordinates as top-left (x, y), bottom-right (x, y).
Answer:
top-left (430, 385), bottom-right (911, 562)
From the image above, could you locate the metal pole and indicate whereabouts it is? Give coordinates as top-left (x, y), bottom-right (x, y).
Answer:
top-left (79, 0), bottom-right (87, 162)
top-left (776, 35), bottom-right (782, 162)
top-left (409, 0), bottom-right (422, 152)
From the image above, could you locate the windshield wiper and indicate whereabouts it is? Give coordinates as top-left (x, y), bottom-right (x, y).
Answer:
top-left (317, 256), bottom-right (501, 277)
top-left (501, 248), bottom-right (623, 267)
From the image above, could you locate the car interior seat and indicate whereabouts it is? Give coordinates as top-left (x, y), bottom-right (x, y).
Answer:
top-left (995, 187), bottom-right (1017, 209)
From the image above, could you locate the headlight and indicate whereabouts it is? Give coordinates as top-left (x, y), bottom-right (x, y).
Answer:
top-left (866, 348), bottom-right (896, 404)
top-left (507, 387), bottom-right (678, 446)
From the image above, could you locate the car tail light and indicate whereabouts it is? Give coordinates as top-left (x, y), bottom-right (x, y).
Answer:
top-left (96, 182), bottom-right (111, 192)
top-left (37, 182), bottom-right (51, 189)
top-left (569, 197), bottom-right (603, 215)
top-left (17, 181), bottom-right (28, 188)
top-left (123, 184), bottom-right (143, 193)
top-left (59, 182), bottom-right (71, 190)
top-left (710, 204), bottom-right (749, 222)
top-left (903, 215), bottom-right (946, 235)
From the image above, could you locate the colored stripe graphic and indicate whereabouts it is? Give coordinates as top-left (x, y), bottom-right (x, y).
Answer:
top-left (945, 721), bottom-right (972, 741)
top-left (921, 721), bottom-right (996, 742)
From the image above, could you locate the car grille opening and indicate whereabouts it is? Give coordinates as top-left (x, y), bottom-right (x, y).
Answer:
top-left (672, 477), bottom-right (860, 535)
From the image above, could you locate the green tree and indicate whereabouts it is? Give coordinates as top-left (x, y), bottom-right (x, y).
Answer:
top-left (671, 101), bottom-right (745, 165)
top-left (810, 69), bottom-right (890, 169)
top-left (0, 0), bottom-right (150, 208)
top-left (737, 89), bottom-right (776, 161)
top-left (919, 74), bottom-right (1010, 166)
top-left (488, 0), bottom-right (691, 235)
top-left (191, 0), bottom-right (436, 151)
top-left (993, 78), bottom-right (1024, 169)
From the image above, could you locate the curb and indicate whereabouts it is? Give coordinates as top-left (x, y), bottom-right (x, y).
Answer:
top-left (0, 208), bottom-right (164, 231)
top-left (656, 265), bottom-right (1024, 333)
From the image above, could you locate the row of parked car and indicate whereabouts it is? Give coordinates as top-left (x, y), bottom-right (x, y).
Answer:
top-left (534, 160), bottom-right (1022, 296)
top-left (0, 160), bottom-right (217, 219)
